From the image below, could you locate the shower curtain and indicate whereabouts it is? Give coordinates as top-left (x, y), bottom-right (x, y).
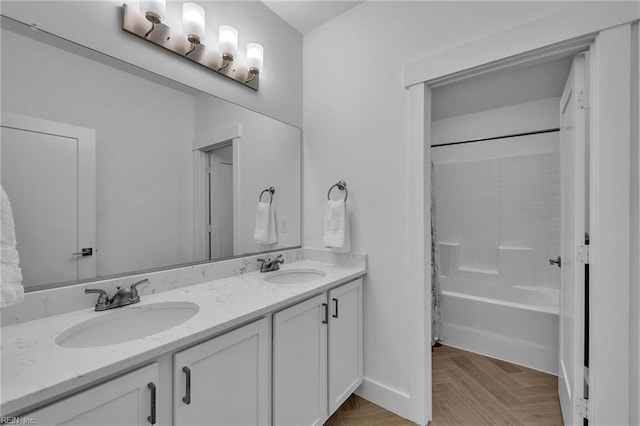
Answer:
top-left (431, 162), bottom-right (442, 345)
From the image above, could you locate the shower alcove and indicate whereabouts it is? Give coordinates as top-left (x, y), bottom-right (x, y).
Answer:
top-left (430, 56), bottom-right (574, 374)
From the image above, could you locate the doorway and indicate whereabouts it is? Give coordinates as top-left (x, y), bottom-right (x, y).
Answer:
top-left (410, 22), bottom-right (636, 425)
top-left (428, 50), bottom-right (588, 424)
top-left (208, 144), bottom-right (234, 259)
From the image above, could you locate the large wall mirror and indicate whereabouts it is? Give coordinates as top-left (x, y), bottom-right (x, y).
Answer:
top-left (0, 16), bottom-right (301, 291)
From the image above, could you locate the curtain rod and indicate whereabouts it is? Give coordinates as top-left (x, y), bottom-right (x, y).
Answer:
top-left (431, 128), bottom-right (560, 148)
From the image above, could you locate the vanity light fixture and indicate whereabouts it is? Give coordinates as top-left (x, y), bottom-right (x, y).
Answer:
top-left (121, 3), bottom-right (262, 90)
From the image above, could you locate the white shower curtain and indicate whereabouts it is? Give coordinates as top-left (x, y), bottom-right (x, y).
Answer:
top-left (431, 162), bottom-right (442, 345)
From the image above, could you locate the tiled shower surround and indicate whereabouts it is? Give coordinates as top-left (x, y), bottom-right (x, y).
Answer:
top-left (434, 152), bottom-right (560, 291)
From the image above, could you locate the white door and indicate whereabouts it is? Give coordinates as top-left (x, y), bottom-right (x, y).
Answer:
top-left (558, 53), bottom-right (588, 426)
top-left (273, 293), bottom-right (328, 426)
top-left (173, 318), bottom-right (269, 426)
top-left (328, 279), bottom-right (363, 415)
top-left (0, 112), bottom-right (96, 287)
top-left (26, 364), bottom-right (159, 425)
top-left (208, 146), bottom-right (233, 259)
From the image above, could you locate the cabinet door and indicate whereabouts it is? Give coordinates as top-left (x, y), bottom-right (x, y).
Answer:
top-left (26, 363), bottom-right (159, 426)
top-left (273, 293), bottom-right (328, 426)
top-left (328, 279), bottom-right (363, 414)
top-left (173, 318), bottom-right (269, 426)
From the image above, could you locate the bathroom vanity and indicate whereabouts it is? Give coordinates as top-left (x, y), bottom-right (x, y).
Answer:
top-left (1, 258), bottom-right (365, 425)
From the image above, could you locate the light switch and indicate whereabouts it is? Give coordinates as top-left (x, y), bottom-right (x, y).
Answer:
top-left (279, 218), bottom-right (288, 233)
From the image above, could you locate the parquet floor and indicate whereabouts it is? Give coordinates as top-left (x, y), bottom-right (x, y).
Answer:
top-left (325, 393), bottom-right (415, 426)
top-left (325, 345), bottom-right (563, 426)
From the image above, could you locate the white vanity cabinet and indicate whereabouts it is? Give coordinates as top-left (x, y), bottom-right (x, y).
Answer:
top-left (273, 278), bottom-right (363, 425)
top-left (4, 264), bottom-right (366, 426)
top-left (328, 279), bottom-right (363, 413)
top-left (25, 363), bottom-right (159, 426)
top-left (173, 317), bottom-right (270, 426)
top-left (273, 293), bottom-right (328, 426)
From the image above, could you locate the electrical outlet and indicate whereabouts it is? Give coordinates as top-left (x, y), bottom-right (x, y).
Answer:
top-left (279, 218), bottom-right (288, 233)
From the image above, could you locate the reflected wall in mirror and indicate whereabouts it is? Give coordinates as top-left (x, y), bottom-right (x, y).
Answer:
top-left (0, 18), bottom-right (301, 291)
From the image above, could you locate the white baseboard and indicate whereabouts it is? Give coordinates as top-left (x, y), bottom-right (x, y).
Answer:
top-left (355, 377), bottom-right (411, 420)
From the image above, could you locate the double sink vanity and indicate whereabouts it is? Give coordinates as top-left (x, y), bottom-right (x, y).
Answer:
top-left (1, 251), bottom-right (366, 425)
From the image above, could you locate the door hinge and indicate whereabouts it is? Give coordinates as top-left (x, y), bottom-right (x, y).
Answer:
top-left (577, 245), bottom-right (590, 264)
top-left (578, 90), bottom-right (590, 110)
top-left (576, 397), bottom-right (589, 418)
top-left (207, 224), bottom-right (212, 233)
top-left (206, 166), bottom-right (212, 174)
top-left (584, 366), bottom-right (590, 398)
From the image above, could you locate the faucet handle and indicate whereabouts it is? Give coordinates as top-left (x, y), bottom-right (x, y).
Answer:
top-left (130, 279), bottom-right (148, 300)
top-left (257, 258), bottom-right (268, 272)
top-left (85, 288), bottom-right (109, 307)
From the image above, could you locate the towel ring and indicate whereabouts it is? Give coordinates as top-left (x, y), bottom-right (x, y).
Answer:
top-left (259, 187), bottom-right (275, 204)
top-left (327, 180), bottom-right (348, 201)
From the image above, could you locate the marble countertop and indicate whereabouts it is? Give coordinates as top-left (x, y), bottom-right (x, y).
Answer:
top-left (1, 260), bottom-right (365, 415)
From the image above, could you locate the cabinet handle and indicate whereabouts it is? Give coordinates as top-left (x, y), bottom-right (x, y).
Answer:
top-left (182, 366), bottom-right (191, 405)
top-left (147, 382), bottom-right (156, 425)
top-left (322, 303), bottom-right (328, 324)
top-left (332, 298), bottom-right (339, 318)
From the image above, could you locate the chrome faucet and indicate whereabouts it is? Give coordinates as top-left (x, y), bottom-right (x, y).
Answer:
top-left (85, 279), bottom-right (147, 311)
top-left (257, 255), bottom-right (284, 272)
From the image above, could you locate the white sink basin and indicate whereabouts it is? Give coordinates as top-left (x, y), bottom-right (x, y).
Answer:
top-left (56, 302), bottom-right (199, 348)
top-left (263, 268), bottom-right (326, 284)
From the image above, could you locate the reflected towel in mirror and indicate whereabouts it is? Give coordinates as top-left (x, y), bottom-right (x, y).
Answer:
top-left (323, 199), bottom-right (351, 253)
top-left (253, 202), bottom-right (277, 244)
top-left (1, 185), bottom-right (24, 307)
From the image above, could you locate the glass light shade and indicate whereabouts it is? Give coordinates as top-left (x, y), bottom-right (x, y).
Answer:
top-left (218, 25), bottom-right (238, 59)
top-left (246, 43), bottom-right (264, 73)
top-left (183, 3), bottom-right (205, 42)
top-left (140, 0), bottom-right (165, 22)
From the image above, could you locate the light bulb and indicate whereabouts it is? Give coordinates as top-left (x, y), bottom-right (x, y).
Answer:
top-left (140, 0), bottom-right (165, 23)
top-left (218, 25), bottom-right (238, 60)
top-left (183, 3), bottom-right (205, 44)
top-left (246, 43), bottom-right (264, 74)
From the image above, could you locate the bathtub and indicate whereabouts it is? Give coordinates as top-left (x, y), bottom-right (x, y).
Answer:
top-left (441, 283), bottom-right (559, 375)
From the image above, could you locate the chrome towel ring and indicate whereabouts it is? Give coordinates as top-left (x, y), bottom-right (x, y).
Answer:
top-left (327, 180), bottom-right (348, 201)
top-left (259, 187), bottom-right (275, 204)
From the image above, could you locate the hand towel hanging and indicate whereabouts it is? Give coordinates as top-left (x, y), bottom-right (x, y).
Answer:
top-left (323, 199), bottom-right (351, 253)
top-left (254, 188), bottom-right (277, 245)
top-left (1, 185), bottom-right (24, 307)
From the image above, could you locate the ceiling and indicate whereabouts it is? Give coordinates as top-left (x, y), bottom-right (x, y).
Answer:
top-left (431, 56), bottom-right (574, 121)
top-left (261, 1), bottom-right (363, 34)
top-left (259, 2), bottom-right (573, 120)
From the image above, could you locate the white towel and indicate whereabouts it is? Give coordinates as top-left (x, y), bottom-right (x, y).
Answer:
top-left (253, 202), bottom-right (277, 245)
top-left (1, 185), bottom-right (24, 307)
top-left (322, 199), bottom-right (351, 253)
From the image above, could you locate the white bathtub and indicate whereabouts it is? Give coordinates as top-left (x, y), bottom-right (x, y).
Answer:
top-left (441, 284), bottom-right (559, 374)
